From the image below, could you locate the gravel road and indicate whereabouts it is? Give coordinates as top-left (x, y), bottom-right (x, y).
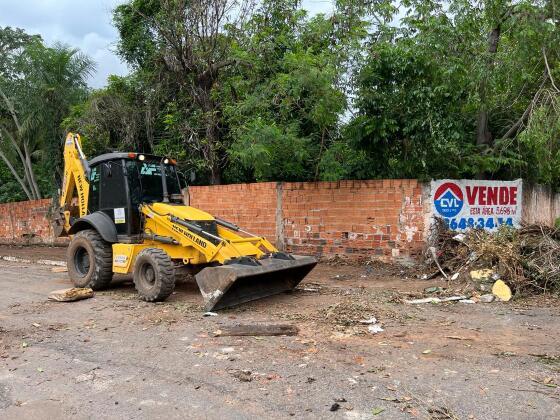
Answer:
top-left (0, 249), bottom-right (558, 419)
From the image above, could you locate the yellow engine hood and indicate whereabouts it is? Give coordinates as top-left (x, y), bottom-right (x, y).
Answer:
top-left (149, 202), bottom-right (215, 221)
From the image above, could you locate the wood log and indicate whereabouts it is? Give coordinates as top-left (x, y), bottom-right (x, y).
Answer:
top-left (48, 288), bottom-right (94, 302)
top-left (213, 323), bottom-right (299, 337)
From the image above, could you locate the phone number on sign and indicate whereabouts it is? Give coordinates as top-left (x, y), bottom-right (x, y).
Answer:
top-left (444, 217), bottom-right (514, 230)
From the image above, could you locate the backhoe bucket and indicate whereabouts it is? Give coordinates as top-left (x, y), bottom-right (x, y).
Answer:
top-left (51, 208), bottom-right (67, 238)
top-left (195, 255), bottom-right (317, 311)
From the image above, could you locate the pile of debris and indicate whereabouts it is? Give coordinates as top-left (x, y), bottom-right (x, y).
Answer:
top-left (426, 219), bottom-right (560, 295)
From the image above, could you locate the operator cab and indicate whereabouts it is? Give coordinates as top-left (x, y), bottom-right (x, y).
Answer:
top-left (87, 152), bottom-right (182, 241)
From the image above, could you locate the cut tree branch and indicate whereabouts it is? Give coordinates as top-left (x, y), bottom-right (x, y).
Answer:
top-left (543, 47), bottom-right (559, 93)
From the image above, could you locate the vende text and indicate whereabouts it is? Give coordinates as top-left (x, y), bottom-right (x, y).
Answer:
top-left (466, 186), bottom-right (517, 206)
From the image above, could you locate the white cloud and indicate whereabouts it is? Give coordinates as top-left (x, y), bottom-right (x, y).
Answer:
top-left (0, 0), bottom-right (128, 88)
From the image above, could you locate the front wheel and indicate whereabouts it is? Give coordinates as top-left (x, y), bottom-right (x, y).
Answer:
top-left (133, 248), bottom-right (176, 302)
top-left (67, 229), bottom-right (113, 289)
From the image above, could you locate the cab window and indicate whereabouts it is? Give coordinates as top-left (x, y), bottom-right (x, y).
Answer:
top-left (88, 166), bottom-right (100, 212)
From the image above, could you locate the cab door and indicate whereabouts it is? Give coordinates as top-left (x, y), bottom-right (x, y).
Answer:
top-left (98, 160), bottom-right (131, 236)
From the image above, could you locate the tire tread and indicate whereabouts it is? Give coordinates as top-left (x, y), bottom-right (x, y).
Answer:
top-left (133, 248), bottom-right (175, 302)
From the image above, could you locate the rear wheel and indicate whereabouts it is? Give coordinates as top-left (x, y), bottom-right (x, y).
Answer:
top-left (133, 248), bottom-right (175, 302)
top-left (67, 229), bottom-right (113, 289)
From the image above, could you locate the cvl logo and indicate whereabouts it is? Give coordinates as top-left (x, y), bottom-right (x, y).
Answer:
top-left (434, 182), bottom-right (463, 217)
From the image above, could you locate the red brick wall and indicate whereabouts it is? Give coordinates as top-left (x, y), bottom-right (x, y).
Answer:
top-left (190, 180), bottom-right (428, 261)
top-left (282, 180), bottom-right (427, 260)
top-left (0, 180), bottom-right (429, 261)
top-left (0, 199), bottom-right (55, 245)
top-left (189, 182), bottom-right (278, 242)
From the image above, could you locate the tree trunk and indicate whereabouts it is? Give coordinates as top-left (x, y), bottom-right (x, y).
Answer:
top-left (476, 107), bottom-right (492, 146)
top-left (2, 127), bottom-right (34, 196)
top-left (0, 149), bottom-right (33, 200)
top-left (476, 25), bottom-right (501, 148)
top-left (205, 121), bottom-right (222, 185)
top-left (23, 141), bottom-right (41, 199)
top-left (196, 84), bottom-right (222, 185)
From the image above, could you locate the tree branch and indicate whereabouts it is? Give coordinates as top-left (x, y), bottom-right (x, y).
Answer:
top-left (0, 85), bottom-right (22, 133)
top-left (500, 77), bottom-right (547, 140)
top-left (0, 132), bottom-right (32, 199)
top-left (543, 47), bottom-right (559, 93)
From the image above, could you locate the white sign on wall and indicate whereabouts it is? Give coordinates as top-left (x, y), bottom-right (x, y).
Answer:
top-left (431, 179), bottom-right (522, 231)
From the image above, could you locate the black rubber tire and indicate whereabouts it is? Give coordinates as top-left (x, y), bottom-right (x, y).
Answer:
top-left (133, 248), bottom-right (175, 302)
top-left (67, 229), bottom-right (113, 290)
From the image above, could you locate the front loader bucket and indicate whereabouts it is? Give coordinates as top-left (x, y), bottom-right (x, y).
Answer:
top-left (195, 255), bottom-right (317, 311)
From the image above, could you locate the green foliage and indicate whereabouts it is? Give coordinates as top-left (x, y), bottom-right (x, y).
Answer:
top-left (347, 40), bottom-right (475, 179)
top-left (223, 1), bottom-right (348, 182)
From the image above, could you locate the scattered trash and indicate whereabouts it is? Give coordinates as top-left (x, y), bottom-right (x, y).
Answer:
top-left (330, 403), bottom-right (340, 412)
top-left (422, 349), bottom-right (432, 354)
top-left (37, 367), bottom-right (44, 373)
top-left (302, 287), bottom-right (320, 292)
top-left (228, 369), bottom-right (252, 382)
top-left (470, 269), bottom-right (494, 282)
top-left (445, 336), bottom-right (473, 341)
top-left (450, 272), bottom-right (460, 281)
top-left (220, 347), bottom-right (235, 354)
top-left (459, 299), bottom-right (475, 304)
top-left (424, 286), bottom-right (443, 294)
top-left (213, 323), bottom-right (299, 337)
top-left (203, 312), bottom-right (218, 317)
top-left (480, 294), bottom-right (495, 303)
top-left (368, 325), bottom-right (384, 334)
top-left (372, 407), bottom-right (385, 415)
top-left (453, 233), bottom-right (466, 242)
top-left (494, 351), bottom-right (517, 357)
top-left (405, 296), bottom-right (467, 304)
top-left (22, 342), bottom-right (28, 348)
top-left (492, 280), bottom-right (512, 301)
top-left (48, 288), bottom-right (93, 302)
top-left (37, 259), bottom-right (66, 267)
top-left (51, 266), bottom-right (68, 273)
top-left (32, 323), bottom-right (41, 328)
top-left (359, 317), bottom-right (377, 325)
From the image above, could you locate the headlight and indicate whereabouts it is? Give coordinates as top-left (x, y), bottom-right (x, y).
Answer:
top-left (164, 158), bottom-right (169, 164)
top-left (138, 154), bottom-right (145, 161)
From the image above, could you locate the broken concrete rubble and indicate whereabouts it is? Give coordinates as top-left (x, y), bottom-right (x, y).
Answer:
top-left (480, 294), bottom-right (495, 303)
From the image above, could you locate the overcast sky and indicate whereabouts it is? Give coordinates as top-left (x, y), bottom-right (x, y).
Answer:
top-left (0, 0), bottom-right (333, 88)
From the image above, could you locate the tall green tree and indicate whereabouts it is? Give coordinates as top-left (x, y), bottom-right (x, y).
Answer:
top-left (223, 0), bottom-right (348, 182)
top-left (114, 0), bottom-right (256, 184)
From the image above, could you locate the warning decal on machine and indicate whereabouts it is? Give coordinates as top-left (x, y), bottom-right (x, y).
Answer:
top-left (431, 179), bottom-right (522, 231)
top-left (114, 208), bottom-right (126, 224)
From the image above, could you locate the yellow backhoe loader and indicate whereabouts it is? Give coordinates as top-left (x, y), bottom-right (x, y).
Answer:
top-left (53, 133), bottom-right (316, 310)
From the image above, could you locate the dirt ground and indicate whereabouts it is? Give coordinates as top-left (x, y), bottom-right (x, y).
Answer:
top-left (0, 245), bottom-right (559, 419)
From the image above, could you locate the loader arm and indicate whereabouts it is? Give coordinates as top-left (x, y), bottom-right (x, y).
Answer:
top-left (140, 203), bottom-right (278, 265)
top-left (56, 133), bottom-right (90, 235)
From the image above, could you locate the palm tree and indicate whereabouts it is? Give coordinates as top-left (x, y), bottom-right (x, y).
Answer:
top-left (0, 40), bottom-right (95, 200)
